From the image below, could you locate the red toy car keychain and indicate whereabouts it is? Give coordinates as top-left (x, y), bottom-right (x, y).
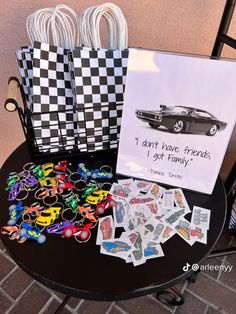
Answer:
top-left (95, 195), bottom-right (116, 215)
top-left (62, 222), bottom-right (93, 243)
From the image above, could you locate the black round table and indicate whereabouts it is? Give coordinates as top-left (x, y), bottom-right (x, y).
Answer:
top-left (0, 143), bottom-right (227, 302)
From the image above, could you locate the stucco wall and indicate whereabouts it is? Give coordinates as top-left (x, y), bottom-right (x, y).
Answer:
top-left (0, 0), bottom-right (235, 180)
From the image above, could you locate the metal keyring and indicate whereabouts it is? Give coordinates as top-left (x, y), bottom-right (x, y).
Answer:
top-left (43, 195), bottom-right (58, 206)
top-left (89, 221), bottom-right (98, 229)
top-left (73, 179), bottom-right (87, 192)
top-left (19, 170), bottom-right (30, 180)
top-left (26, 182), bottom-right (39, 192)
top-left (73, 232), bottom-right (91, 243)
top-left (16, 189), bottom-right (29, 201)
top-left (34, 187), bottom-right (47, 200)
top-left (52, 201), bottom-right (65, 211)
top-left (66, 166), bottom-right (73, 175)
top-left (8, 171), bottom-right (18, 177)
top-left (74, 218), bottom-right (86, 226)
top-left (34, 223), bottom-right (45, 233)
top-left (22, 213), bottom-right (32, 223)
top-left (61, 190), bottom-right (74, 200)
top-left (23, 162), bottom-right (36, 171)
top-left (68, 172), bottom-right (82, 183)
top-left (18, 221), bottom-right (26, 229)
top-left (100, 165), bottom-right (113, 173)
top-left (60, 188), bottom-right (74, 198)
top-left (101, 182), bottom-right (112, 191)
top-left (61, 208), bottom-right (77, 221)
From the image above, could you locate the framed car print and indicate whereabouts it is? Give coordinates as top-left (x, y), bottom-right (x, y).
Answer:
top-left (116, 48), bottom-right (236, 194)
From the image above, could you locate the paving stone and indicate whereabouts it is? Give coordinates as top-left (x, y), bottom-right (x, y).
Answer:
top-left (47, 287), bottom-right (67, 301)
top-left (117, 295), bottom-right (171, 314)
top-left (76, 300), bottom-right (113, 314)
top-left (9, 282), bottom-right (51, 314)
top-left (175, 290), bottom-right (207, 314)
top-left (1, 267), bottom-right (33, 299)
top-left (200, 258), bottom-right (223, 279)
top-left (40, 285), bottom-right (81, 309)
top-left (219, 252), bottom-right (236, 290)
top-left (0, 239), bottom-right (4, 251)
top-left (2, 251), bottom-right (16, 265)
top-left (109, 304), bottom-right (126, 314)
top-left (207, 305), bottom-right (227, 313)
top-left (151, 281), bottom-right (186, 312)
top-left (173, 279), bottom-right (187, 293)
top-left (212, 228), bottom-right (232, 251)
top-left (0, 290), bottom-right (13, 314)
top-left (187, 273), bottom-right (236, 314)
top-left (229, 234), bottom-right (236, 247)
top-left (67, 296), bottom-right (81, 309)
top-left (0, 253), bottom-right (15, 282)
top-left (42, 298), bottom-right (72, 314)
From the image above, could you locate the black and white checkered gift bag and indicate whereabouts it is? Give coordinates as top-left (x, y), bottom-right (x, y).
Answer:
top-left (72, 47), bottom-right (129, 152)
top-left (32, 41), bottom-right (77, 152)
top-left (16, 48), bottom-right (33, 110)
top-left (22, 48), bottom-right (34, 109)
top-left (67, 52), bottom-right (77, 111)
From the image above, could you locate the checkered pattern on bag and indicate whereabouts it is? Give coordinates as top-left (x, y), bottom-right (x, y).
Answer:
top-left (22, 48), bottom-right (34, 108)
top-left (32, 41), bottom-right (76, 153)
top-left (77, 101), bottom-right (123, 152)
top-left (72, 48), bottom-right (129, 151)
top-left (16, 47), bottom-right (34, 110)
top-left (16, 50), bottom-right (31, 109)
top-left (67, 52), bottom-right (77, 111)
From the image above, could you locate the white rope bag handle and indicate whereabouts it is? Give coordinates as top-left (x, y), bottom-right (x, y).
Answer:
top-left (79, 3), bottom-right (128, 50)
top-left (27, 7), bottom-right (54, 44)
top-left (51, 5), bottom-right (80, 50)
top-left (26, 5), bottom-right (79, 49)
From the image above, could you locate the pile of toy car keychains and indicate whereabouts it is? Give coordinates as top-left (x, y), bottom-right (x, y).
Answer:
top-left (2, 161), bottom-right (211, 266)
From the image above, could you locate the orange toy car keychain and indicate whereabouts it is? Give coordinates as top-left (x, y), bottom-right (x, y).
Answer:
top-left (77, 204), bottom-right (98, 223)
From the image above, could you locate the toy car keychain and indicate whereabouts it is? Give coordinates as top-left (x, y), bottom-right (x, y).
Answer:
top-left (5, 172), bottom-right (20, 191)
top-left (81, 180), bottom-right (99, 198)
top-left (77, 204), bottom-right (98, 223)
top-left (8, 182), bottom-right (29, 201)
top-left (55, 174), bottom-right (76, 195)
top-left (1, 225), bottom-right (20, 241)
top-left (95, 195), bottom-right (116, 215)
top-left (61, 193), bottom-right (80, 221)
top-left (39, 177), bottom-right (58, 188)
top-left (34, 187), bottom-right (59, 206)
top-left (35, 205), bottom-right (62, 227)
top-left (91, 165), bottom-right (113, 179)
top-left (46, 220), bottom-right (74, 234)
top-left (7, 202), bottom-right (24, 226)
top-left (77, 163), bottom-right (113, 180)
top-left (63, 193), bottom-right (80, 214)
top-left (19, 170), bottom-right (38, 191)
top-left (18, 222), bottom-right (46, 244)
top-left (22, 202), bottom-right (44, 222)
top-left (62, 221), bottom-right (93, 243)
top-left (53, 160), bottom-right (68, 173)
top-left (77, 163), bottom-right (90, 180)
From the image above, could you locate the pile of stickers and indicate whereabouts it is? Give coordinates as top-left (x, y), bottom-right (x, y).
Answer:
top-left (97, 178), bottom-right (211, 266)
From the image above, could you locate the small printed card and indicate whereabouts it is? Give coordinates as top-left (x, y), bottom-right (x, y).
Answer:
top-left (96, 215), bottom-right (115, 245)
top-left (116, 48), bottom-right (236, 194)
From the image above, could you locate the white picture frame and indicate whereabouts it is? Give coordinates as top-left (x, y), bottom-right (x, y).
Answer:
top-left (116, 48), bottom-right (236, 194)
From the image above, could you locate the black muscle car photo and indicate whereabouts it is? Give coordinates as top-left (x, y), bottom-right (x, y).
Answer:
top-left (135, 105), bottom-right (227, 136)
